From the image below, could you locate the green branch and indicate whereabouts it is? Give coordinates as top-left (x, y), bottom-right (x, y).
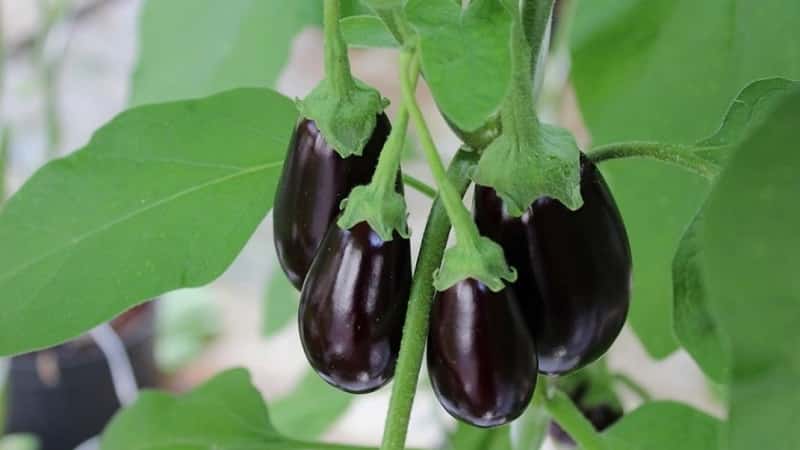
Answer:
top-left (544, 389), bottom-right (609, 450)
top-left (379, 149), bottom-right (479, 450)
top-left (402, 174), bottom-right (436, 199)
top-left (587, 142), bottom-right (722, 180)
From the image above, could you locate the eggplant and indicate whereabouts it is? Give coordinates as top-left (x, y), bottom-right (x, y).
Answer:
top-left (298, 221), bottom-right (411, 394)
top-left (273, 115), bottom-right (391, 290)
top-left (474, 155), bottom-right (631, 374)
top-left (427, 279), bottom-right (538, 427)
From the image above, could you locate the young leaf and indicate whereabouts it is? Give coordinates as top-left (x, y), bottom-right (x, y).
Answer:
top-left (603, 402), bottom-right (720, 450)
top-left (340, 15), bottom-right (399, 48)
top-left (697, 77), bottom-right (800, 164)
top-left (405, 0), bottom-right (512, 132)
top-left (571, 0), bottom-right (800, 358)
top-left (0, 88), bottom-right (297, 356)
top-left (132, 0), bottom-right (318, 106)
top-left (270, 371), bottom-right (353, 439)
top-left (671, 212), bottom-right (729, 383)
top-left (701, 87), bottom-right (800, 450)
top-left (262, 267), bottom-right (299, 337)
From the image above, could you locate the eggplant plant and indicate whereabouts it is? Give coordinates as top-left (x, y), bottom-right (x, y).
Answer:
top-left (0, 0), bottom-right (799, 450)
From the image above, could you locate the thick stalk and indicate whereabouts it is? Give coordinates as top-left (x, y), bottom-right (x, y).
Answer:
top-left (379, 149), bottom-right (479, 450)
top-left (545, 389), bottom-right (608, 450)
top-left (323, 0), bottom-right (355, 97)
top-left (587, 142), bottom-right (722, 180)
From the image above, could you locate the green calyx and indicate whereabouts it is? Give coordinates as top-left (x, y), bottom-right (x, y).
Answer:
top-left (297, 80), bottom-right (388, 158)
top-left (474, 122), bottom-right (583, 216)
top-left (299, 0), bottom-right (389, 158)
top-left (472, 0), bottom-right (582, 217)
top-left (338, 183), bottom-right (410, 241)
top-left (433, 235), bottom-right (517, 292)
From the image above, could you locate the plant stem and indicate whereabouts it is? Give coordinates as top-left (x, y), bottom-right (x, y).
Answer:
top-left (399, 50), bottom-right (480, 247)
top-left (323, 0), bottom-right (355, 98)
top-left (379, 149), bottom-right (479, 450)
top-left (544, 388), bottom-right (608, 450)
top-left (612, 373), bottom-right (652, 402)
top-left (402, 174), bottom-right (436, 199)
top-left (587, 142), bottom-right (722, 180)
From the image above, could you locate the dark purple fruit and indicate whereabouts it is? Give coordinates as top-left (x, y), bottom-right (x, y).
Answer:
top-left (273, 115), bottom-right (391, 290)
top-left (474, 155), bottom-right (631, 375)
top-left (427, 279), bottom-right (538, 427)
top-left (298, 221), bottom-right (411, 393)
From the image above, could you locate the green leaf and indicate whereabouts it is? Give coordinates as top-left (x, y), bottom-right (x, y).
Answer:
top-left (671, 78), bottom-right (800, 379)
top-left (0, 127), bottom-right (8, 201)
top-left (0, 88), bottom-right (297, 356)
top-left (155, 288), bottom-right (221, 373)
top-left (132, 0), bottom-right (318, 106)
top-left (101, 368), bottom-right (361, 450)
top-left (473, 122), bottom-right (583, 216)
top-left (701, 87), bottom-right (800, 450)
top-left (571, 0), bottom-right (800, 356)
top-left (0, 435), bottom-right (39, 450)
top-left (603, 402), bottom-right (720, 450)
top-left (340, 15), bottom-right (399, 48)
top-left (271, 371), bottom-right (354, 439)
top-left (672, 213), bottom-right (729, 383)
top-left (405, 0), bottom-right (512, 132)
top-left (697, 77), bottom-right (800, 164)
top-left (447, 422), bottom-right (512, 450)
top-left (101, 369), bottom-right (277, 449)
top-left (262, 267), bottom-right (299, 337)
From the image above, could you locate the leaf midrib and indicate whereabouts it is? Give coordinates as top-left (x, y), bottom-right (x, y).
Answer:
top-left (0, 161), bottom-right (282, 285)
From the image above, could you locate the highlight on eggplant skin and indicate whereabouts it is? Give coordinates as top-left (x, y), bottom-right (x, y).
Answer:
top-left (474, 155), bottom-right (632, 375)
top-left (298, 221), bottom-right (411, 394)
top-left (273, 114), bottom-right (391, 290)
top-left (427, 278), bottom-right (538, 427)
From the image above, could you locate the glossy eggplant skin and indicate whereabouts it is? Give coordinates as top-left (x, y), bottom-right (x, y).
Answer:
top-left (298, 221), bottom-right (411, 394)
top-left (427, 279), bottom-right (538, 427)
top-left (273, 115), bottom-right (391, 290)
top-left (474, 156), bottom-right (631, 375)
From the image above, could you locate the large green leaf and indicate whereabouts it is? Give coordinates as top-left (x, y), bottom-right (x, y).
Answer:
top-left (271, 371), bottom-right (354, 439)
top-left (405, 0), bottom-right (512, 132)
top-left (603, 402), bottom-right (720, 450)
top-left (101, 368), bottom-right (366, 450)
top-left (671, 213), bottom-right (729, 383)
top-left (0, 88), bottom-right (297, 356)
top-left (701, 88), bottom-right (800, 450)
top-left (132, 0), bottom-right (318, 106)
top-left (262, 266), bottom-right (299, 337)
top-left (571, 1), bottom-right (800, 357)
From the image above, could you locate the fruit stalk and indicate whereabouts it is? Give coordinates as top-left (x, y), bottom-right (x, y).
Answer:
top-left (379, 149), bottom-right (479, 450)
top-left (323, 0), bottom-right (355, 97)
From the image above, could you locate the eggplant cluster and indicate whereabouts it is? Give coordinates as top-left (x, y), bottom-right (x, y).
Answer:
top-left (427, 155), bottom-right (631, 427)
top-left (274, 115), bottom-right (412, 394)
